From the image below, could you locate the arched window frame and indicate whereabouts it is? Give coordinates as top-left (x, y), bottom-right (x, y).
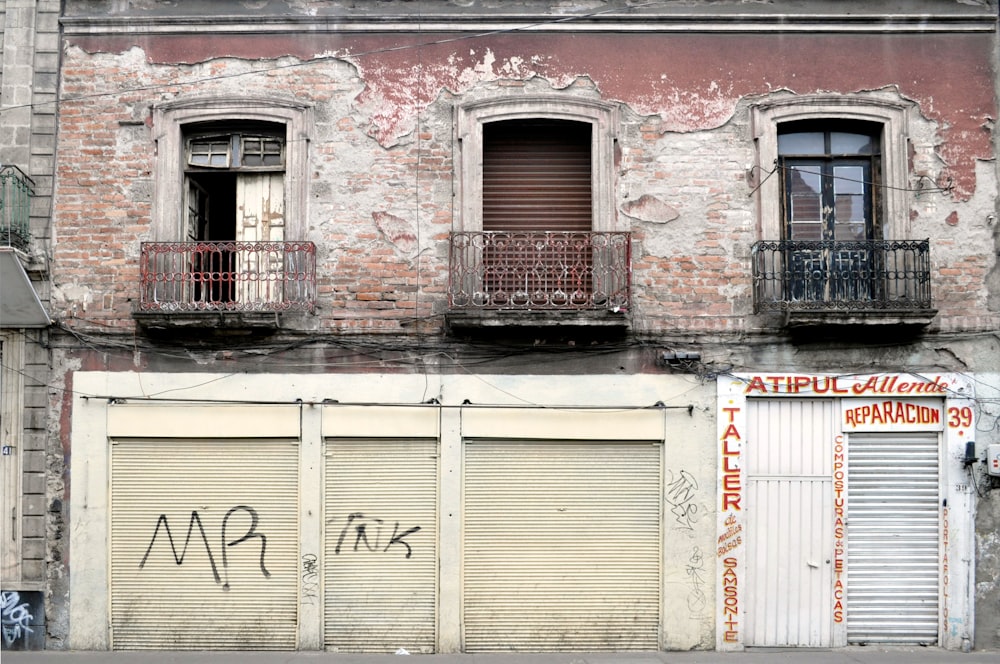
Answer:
top-left (751, 95), bottom-right (910, 241)
top-left (455, 96), bottom-right (620, 232)
top-left (151, 96), bottom-right (313, 242)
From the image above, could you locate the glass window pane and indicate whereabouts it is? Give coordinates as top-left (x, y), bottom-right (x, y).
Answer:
top-left (833, 166), bottom-right (866, 223)
top-left (833, 222), bottom-right (866, 241)
top-left (831, 132), bottom-right (875, 155)
top-left (790, 221), bottom-right (822, 241)
top-left (778, 132), bottom-right (824, 155)
top-left (188, 137), bottom-right (231, 167)
top-left (788, 166), bottom-right (822, 221)
top-left (241, 136), bottom-right (284, 167)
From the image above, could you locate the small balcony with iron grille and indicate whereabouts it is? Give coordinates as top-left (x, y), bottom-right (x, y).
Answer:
top-left (446, 231), bottom-right (631, 329)
top-left (134, 241), bottom-right (317, 331)
top-left (751, 239), bottom-right (937, 329)
top-left (1, 165), bottom-right (34, 254)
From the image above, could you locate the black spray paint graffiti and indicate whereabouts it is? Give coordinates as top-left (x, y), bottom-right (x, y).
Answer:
top-left (665, 469), bottom-right (701, 530)
top-left (1, 592), bottom-right (34, 647)
top-left (139, 505), bottom-right (270, 591)
top-left (333, 513), bottom-right (421, 559)
top-left (301, 554), bottom-right (320, 605)
top-left (685, 546), bottom-right (708, 615)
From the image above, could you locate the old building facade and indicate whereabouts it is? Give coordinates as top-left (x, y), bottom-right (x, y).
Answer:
top-left (1, 0), bottom-right (58, 651)
top-left (14, 0), bottom-right (1000, 653)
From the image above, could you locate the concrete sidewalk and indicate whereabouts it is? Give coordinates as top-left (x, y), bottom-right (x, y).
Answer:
top-left (3, 649), bottom-right (999, 664)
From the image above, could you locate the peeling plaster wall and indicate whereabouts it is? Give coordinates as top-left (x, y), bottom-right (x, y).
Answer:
top-left (46, 0), bottom-right (1000, 652)
top-left (65, 31), bottom-right (995, 199)
top-left (974, 371), bottom-right (1000, 651)
top-left (51, 38), bottom-right (999, 336)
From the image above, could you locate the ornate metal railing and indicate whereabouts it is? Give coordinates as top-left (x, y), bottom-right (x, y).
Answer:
top-left (448, 231), bottom-right (631, 311)
top-left (751, 239), bottom-right (932, 313)
top-left (1, 165), bottom-right (34, 252)
top-left (139, 241), bottom-right (317, 313)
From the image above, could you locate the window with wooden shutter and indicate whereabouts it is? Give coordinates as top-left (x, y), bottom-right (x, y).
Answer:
top-left (483, 119), bottom-right (592, 233)
top-left (481, 119), bottom-right (594, 302)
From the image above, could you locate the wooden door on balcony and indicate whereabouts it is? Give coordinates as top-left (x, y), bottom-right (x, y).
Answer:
top-left (779, 124), bottom-right (880, 306)
top-left (482, 119), bottom-right (593, 305)
top-left (235, 173), bottom-right (285, 305)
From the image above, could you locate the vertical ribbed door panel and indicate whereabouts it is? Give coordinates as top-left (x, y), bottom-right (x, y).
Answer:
top-left (745, 399), bottom-right (836, 647)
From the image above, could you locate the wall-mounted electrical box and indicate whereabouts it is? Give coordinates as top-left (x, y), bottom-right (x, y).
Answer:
top-left (988, 444), bottom-right (1000, 477)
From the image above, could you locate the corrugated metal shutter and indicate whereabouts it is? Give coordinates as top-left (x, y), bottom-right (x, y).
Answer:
top-left (324, 439), bottom-right (438, 652)
top-left (746, 399), bottom-right (836, 647)
top-left (847, 433), bottom-right (940, 644)
top-left (463, 440), bottom-right (661, 651)
top-left (110, 439), bottom-right (299, 650)
top-left (483, 119), bottom-right (592, 233)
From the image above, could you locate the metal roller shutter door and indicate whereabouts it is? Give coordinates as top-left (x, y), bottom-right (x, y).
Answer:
top-left (464, 440), bottom-right (661, 652)
top-left (110, 439), bottom-right (299, 650)
top-left (847, 433), bottom-right (940, 644)
top-left (483, 119), bottom-right (592, 233)
top-left (324, 439), bottom-right (438, 652)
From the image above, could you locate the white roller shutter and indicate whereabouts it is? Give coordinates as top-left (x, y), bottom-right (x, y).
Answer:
top-left (110, 439), bottom-right (299, 650)
top-left (847, 433), bottom-right (940, 644)
top-left (324, 439), bottom-right (438, 652)
top-left (463, 440), bottom-right (661, 651)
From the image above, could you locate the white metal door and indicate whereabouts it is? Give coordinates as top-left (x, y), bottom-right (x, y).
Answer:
top-left (110, 439), bottom-right (299, 650)
top-left (847, 433), bottom-right (940, 644)
top-left (463, 440), bottom-right (661, 651)
top-left (746, 400), bottom-right (836, 646)
top-left (324, 439), bottom-right (438, 652)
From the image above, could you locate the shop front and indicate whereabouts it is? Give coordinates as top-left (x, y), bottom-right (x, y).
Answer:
top-left (716, 373), bottom-right (977, 651)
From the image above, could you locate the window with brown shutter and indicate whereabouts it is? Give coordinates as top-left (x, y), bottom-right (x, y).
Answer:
top-left (481, 119), bottom-right (594, 303)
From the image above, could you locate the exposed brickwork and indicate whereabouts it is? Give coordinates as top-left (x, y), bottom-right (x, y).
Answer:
top-left (48, 9), bottom-right (997, 344)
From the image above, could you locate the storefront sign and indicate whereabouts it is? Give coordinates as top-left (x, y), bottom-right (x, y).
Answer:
top-left (843, 399), bottom-right (944, 431)
top-left (742, 374), bottom-right (952, 397)
top-left (717, 404), bottom-right (745, 649)
top-left (717, 372), bottom-right (974, 651)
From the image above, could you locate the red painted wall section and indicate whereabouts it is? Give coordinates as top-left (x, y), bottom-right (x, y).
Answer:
top-left (68, 31), bottom-right (994, 198)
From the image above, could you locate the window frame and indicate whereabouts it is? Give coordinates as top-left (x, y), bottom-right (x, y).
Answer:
top-left (778, 123), bottom-right (882, 242)
top-left (152, 96), bottom-right (312, 242)
top-left (751, 95), bottom-right (910, 241)
top-left (456, 96), bottom-right (621, 233)
top-left (187, 130), bottom-right (286, 171)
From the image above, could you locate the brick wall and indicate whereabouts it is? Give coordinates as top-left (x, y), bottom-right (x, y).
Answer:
top-left (51, 30), bottom-right (998, 340)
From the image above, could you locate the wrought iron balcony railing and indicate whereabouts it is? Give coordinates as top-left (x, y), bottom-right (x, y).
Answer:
top-left (751, 239), bottom-right (932, 313)
top-left (448, 231), bottom-right (631, 311)
top-left (139, 241), bottom-right (317, 313)
top-left (1, 165), bottom-right (34, 253)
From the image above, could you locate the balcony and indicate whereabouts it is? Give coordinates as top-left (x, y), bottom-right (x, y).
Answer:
top-left (135, 241), bottom-right (316, 331)
top-left (1, 165), bottom-right (34, 254)
top-left (751, 239), bottom-right (936, 329)
top-left (447, 231), bottom-right (631, 329)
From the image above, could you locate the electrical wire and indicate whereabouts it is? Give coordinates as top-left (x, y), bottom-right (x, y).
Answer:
top-left (750, 161), bottom-right (955, 197)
